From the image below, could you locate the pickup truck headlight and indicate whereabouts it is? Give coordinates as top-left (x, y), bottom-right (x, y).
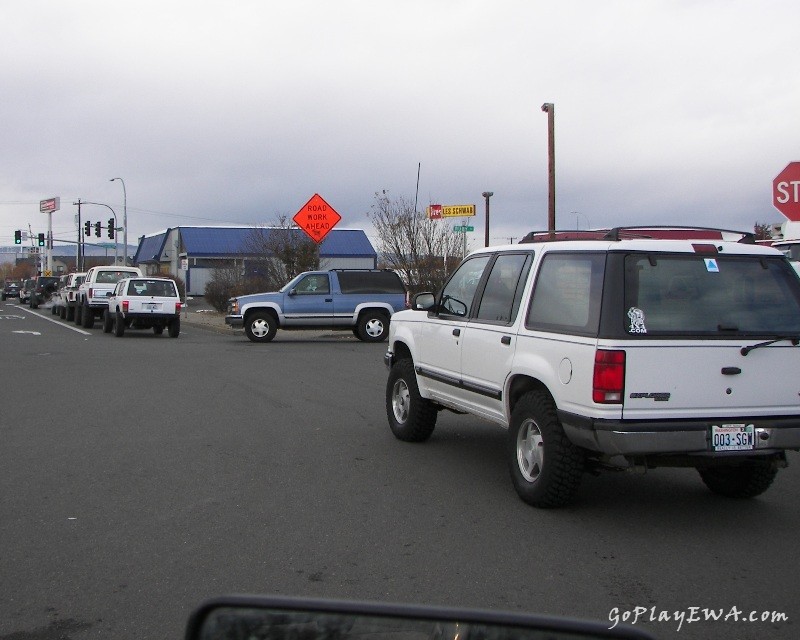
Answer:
top-left (229, 299), bottom-right (239, 315)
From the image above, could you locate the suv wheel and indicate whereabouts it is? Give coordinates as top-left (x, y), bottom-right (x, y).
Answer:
top-left (244, 312), bottom-right (277, 343)
top-left (508, 390), bottom-right (584, 508)
top-left (386, 358), bottom-right (437, 441)
top-left (102, 309), bottom-right (114, 333)
top-left (81, 303), bottom-right (94, 328)
top-left (357, 311), bottom-right (390, 342)
top-left (698, 464), bottom-right (778, 499)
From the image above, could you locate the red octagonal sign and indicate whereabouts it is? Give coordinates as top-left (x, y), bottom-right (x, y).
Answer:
top-left (293, 193), bottom-right (342, 244)
top-left (773, 162), bottom-right (800, 221)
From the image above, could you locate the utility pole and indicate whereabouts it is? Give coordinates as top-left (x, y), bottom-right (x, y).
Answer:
top-left (74, 199), bottom-right (83, 271)
top-left (482, 191), bottom-right (493, 247)
top-left (541, 103), bottom-right (555, 233)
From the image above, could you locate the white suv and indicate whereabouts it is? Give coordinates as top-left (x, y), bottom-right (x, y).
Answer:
top-left (384, 227), bottom-right (800, 508)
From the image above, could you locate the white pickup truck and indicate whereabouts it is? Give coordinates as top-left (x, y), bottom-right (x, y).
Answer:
top-left (76, 266), bottom-right (142, 328)
top-left (103, 277), bottom-right (182, 337)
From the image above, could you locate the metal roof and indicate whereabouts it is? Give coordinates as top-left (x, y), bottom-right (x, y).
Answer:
top-left (134, 227), bottom-right (376, 262)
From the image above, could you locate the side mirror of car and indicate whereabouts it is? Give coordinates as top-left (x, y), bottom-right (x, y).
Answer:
top-left (185, 596), bottom-right (655, 640)
top-left (413, 292), bottom-right (436, 311)
top-left (288, 288), bottom-right (297, 296)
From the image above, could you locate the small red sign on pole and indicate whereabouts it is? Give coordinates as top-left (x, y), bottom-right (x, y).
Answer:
top-left (773, 162), bottom-right (800, 221)
top-left (293, 194), bottom-right (342, 244)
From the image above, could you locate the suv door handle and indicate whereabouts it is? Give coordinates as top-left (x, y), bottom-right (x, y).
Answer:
top-left (325, 298), bottom-right (333, 302)
top-left (501, 336), bottom-right (511, 345)
top-left (721, 367), bottom-right (742, 375)
top-left (452, 328), bottom-right (461, 337)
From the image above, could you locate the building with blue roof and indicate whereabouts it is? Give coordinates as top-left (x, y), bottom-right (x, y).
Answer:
top-left (133, 226), bottom-right (378, 295)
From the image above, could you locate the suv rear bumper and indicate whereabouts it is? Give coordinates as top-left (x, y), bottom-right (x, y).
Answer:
top-left (559, 411), bottom-right (800, 456)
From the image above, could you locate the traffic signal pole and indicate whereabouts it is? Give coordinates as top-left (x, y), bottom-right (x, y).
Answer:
top-left (74, 199), bottom-right (83, 271)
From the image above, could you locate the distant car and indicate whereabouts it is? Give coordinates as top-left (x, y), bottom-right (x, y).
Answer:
top-left (29, 276), bottom-right (60, 309)
top-left (2, 281), bottom-right (21, 300)
top-left (19, 278), bottom-right (35, 304)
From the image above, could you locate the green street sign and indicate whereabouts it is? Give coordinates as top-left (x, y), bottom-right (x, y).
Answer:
top-left (454, 225), bottom-right (474, 232)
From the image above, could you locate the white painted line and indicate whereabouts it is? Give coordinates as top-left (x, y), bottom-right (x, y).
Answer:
top-left (20, 307), bottom-right (92, 335)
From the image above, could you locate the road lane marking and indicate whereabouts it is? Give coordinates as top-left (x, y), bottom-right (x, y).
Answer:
top-left (16, 306), bottom-right (92, 335)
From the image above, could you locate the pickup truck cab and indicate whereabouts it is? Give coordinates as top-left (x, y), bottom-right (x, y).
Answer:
top-left (76, 266), bottom-right (142, 328)
top-left (226, 269), bottom-right (407, 343)
top-left (103, 277), bottom-right (182, 337)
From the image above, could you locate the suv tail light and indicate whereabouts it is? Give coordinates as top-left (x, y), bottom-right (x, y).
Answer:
top-left (593, 349), bottom-right (625, 404)
top-left (122, 300), bottom-right (129, 313)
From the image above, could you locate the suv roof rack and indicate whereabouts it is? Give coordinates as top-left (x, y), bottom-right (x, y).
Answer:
top-left (519, 226), bottom-right (755, 244)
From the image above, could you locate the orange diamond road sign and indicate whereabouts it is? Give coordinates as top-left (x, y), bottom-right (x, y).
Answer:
top-left (293, 193), bottom-right (342, 244)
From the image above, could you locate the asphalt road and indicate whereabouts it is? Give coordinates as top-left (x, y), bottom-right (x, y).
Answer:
top-left (1, 301), bottom-right (798, 640)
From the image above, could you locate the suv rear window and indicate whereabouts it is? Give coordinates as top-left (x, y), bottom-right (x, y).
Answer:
top-left (624, 254), bottom-right (800, 335)
top-left (337, 270), bottom-right (406, 294)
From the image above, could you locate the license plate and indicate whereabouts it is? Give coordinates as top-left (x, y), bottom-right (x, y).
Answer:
top-left (710, 424), bottom-right (755, 451)
top-left (144, 303), bottom-right (160, 311)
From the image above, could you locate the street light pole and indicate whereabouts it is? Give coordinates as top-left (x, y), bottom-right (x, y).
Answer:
top-left (541, 103), bottom-right (555, 233)
top-left (110, 177), bottom-right (127, 264)
top-left (482, 191), bottom-right (493, 247)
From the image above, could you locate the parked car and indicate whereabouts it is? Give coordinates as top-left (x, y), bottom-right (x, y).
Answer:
top-left (29, 276), bottom-right (60, 309)
top-left (103, 277), bottom-right (182, 337)
top-left (2, 281), bottom-right (21, 300)
top-left (75, 266), bottom-right (143, 328)
top-left (226, 269), bottom-right (408, 343)
top-left (385, 226), bottom-right (800, 508)
top-left (18, 278), bottom-right (35, 304)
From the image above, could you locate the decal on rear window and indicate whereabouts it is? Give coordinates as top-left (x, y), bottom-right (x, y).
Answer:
top-left (627, 307), bottom-right (647, 334)
top-left (704, 258), bottom-right (720, 273)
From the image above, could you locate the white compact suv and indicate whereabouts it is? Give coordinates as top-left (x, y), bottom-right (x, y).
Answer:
top-left (384, 227), bottom-right (800, 508)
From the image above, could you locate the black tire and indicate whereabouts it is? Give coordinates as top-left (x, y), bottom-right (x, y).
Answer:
top-left (244, 312), bottom-right (277, 343)
top-left (114, 311), bottom-right (125, 337)
top-left (30, 296), bottom-right (38, 309)
top-left (167, 318), bottom-right (180, 338)
top-left (59, 305), bottom-right (67, 320)
top-left (508, 390), bottom-right (584, 508)
top-left (66, 305), bottom-right (75, 321)
top-left (102, 309), bottom-right (114, 333)
top-left (153, 325), bottom-right (164, 335)
top-left (74, 304), bottom-right (82, 324)
top-left (386, 358), bottom-right (437, 442)
top-left (356, 311), bottom-right (390, 342)
top-left (81, 303), bottom-right (94, 328)
top-left (51, 304), bottom-right (58, 315)
top-left (698, 464), bottom-right (778, 499)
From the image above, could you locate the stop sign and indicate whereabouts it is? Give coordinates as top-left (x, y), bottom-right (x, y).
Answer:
top-left (773, 162), bottom-right (800, 221)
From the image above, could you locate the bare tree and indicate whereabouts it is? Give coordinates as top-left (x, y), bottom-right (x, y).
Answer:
top-left (368, 191), bottom-right (464, 294)
top-left (244, 215), bottom-right (320, 289)
top-left (753, 221), bottom-right (773, 241)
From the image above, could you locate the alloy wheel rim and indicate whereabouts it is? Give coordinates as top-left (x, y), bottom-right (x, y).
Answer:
top-left (517, 418), bottom-right (544, 482)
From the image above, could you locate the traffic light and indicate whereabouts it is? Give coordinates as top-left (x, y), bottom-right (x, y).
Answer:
top-left (14, 230), bottom-right (21, 244)
top-left (37, 232), bottom-right (45, 247)
top-left (84, 221), bottom-right (91, 236)
top-left (94, 221), bottom-right (102, 237)
top-left (108, 219), bottom-right (115, 239)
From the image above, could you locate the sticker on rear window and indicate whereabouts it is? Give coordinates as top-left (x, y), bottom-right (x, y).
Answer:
top-left (627, 307), bottom-right (647, 334)
top-left (704, 258), bottom-right (720, 273)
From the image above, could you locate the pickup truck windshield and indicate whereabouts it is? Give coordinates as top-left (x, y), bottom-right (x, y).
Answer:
top-left (624, 254), bottom-right (800, 336)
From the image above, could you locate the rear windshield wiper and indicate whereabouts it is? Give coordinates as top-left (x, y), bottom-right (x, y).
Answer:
top-left (740, 336), bottom-right (800, 356)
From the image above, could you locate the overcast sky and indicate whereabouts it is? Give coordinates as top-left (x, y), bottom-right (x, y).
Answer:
top-left (1, 0), bottom-right (798, 253)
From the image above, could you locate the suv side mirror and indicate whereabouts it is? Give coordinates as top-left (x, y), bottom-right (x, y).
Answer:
top-left (413, 292), bottom-right (436, 311)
